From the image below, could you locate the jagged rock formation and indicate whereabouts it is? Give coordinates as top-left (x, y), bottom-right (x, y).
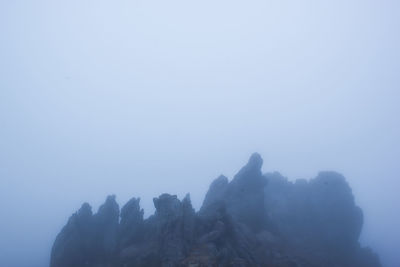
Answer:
top-left (50, 195), bottom-right (119, 267)
top-left (50, 153), bottom-right (381, 267)
top-left (264, 172), bottom-right (380, 267)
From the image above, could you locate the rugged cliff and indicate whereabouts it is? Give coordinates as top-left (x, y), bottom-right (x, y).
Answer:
top-left (50, 153), bottom-right (380, 267)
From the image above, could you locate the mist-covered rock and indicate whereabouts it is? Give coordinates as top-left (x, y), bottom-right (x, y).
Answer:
top-left (264, 171), bottom-right (379, 266)
top-left (50, 153), bottom-right (380, 267)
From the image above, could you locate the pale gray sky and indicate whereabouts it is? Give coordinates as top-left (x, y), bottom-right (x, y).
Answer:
top-left (0, 1), bottom-right (399, 266)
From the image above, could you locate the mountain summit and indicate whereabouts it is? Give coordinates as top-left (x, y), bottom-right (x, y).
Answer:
top-left (50, 154), bottom-right (380, 267)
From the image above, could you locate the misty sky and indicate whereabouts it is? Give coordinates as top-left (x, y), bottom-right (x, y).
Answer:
top-left (0, 1), bottom-right (399, 266)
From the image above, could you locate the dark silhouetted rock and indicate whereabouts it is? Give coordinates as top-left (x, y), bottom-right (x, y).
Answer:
top-left (50, 195), bottom-right (120, 267)
top-left (50, 203), bottom-right (94, 267)
top-left (201, 175), bottom-right (228, 211)
top-left (264, 171), bottom-right (376, 267)
top-left (119, 197), bottom-right (144, 249)
top-left (119, 193), bottom-right (197, 267)
top-left (50, 153), bottom-right (381, 267)
top-left (225, 153), bottom-right (268, 232)
top-left (202, 153), bottom-right (268, 232)
top-left (92, 195), bottom-right (120, 262)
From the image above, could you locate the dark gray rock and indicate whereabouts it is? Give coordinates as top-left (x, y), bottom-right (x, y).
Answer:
top-left (264, 171), bottom-right (377, 267)
top-left (119, 193), bottom-right (197, 267)
top-left (119, 197), bottom-right (144, 249)
top-left (50, 195), bottom-right (120, 267)
top-left (154, 194), bottom-right (189, 266)
top-left (50, 153), bottom-right (381, 267)
top-left (50, 203), bottom-right (94, 267)
top-left (201, 175), bottom-right (228, 211)
top-left (93, 195), bottom-right (120, 261)
top-left (225, 152), bottom-right (268, 232)
top-left (201, 153), bottom-right (268, 232)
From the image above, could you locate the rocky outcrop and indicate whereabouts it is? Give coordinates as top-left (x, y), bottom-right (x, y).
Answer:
top-left (221, 153), bottom-right (268, 232)
top-left (201, 175), bottom-right (228, 211)
top-left (50, 153), bottom-right (381, 267)
top-left (119, 197), bottom-right (144, 249)
top-left (50, 195), bottom-right (119, 267)
top-left (264, 171), bottom-right (379, 266)
top-left (50, 203), bottom-right (94, 267)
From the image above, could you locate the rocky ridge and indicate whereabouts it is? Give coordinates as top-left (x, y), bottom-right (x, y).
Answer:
top-left (50, 153), bottom-right (381, 267)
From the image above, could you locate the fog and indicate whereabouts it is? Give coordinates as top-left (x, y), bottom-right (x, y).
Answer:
top-left (0, 0), bottom-right (399, 266)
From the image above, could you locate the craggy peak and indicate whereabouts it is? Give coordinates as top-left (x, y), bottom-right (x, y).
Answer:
top-left (50, 153), bottom-right (380, 267)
